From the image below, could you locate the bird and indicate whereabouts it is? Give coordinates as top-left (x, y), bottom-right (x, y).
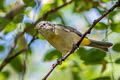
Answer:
top-left (36, 21), bottom-right (113, 55)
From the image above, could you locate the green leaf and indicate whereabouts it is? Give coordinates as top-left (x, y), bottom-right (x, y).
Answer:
top-left (0, 0), bottom-right (4, 10)
top-left (76, 48), bottom-right (106, 65)
top-left (10, 56), bottom-right (23, 72)
top-left (0, 71), bottom-right (10, 80)
top-left (13, 14), bottom-right (24, 23)
top-left (93, 76), bottom-right (111, 80)
top-left (24, 0), bottom-right (36, 7)
top-left (73, 0), bottom-right (97, 13)
top-left (38, 34), bottom-right (45, 40)
top-left (110, 23), bottom-right (120, 33)
top-left (44, 49), bottom-right (62, 61)
top-left (95, 22), bottom-right (108, 30)
top-left (0, 17), bottom-right (10, 31)
top-left (24, 22), bottom-right (36, 35)
top-left (40, 2), bottom-right (57, 15)
top-left (0, 45), bottom-right (4, 52)
top-left (115, 58), bottom-right (120, 64)
top-left (4, 22), bottom-right (17, 34)
top-left (101, 0), bottom-right (111, 2)
top-left (0, 71), bottom-right (10, 78)
top-left (27, 28), bottom-right (36, 35)
top-left (108, 11), bottom-right (117, 20)
top-left (17, 36), bottom-right (27, 50)
top-left (47, 12), bottom-right (60, 21)
top-left (47, 12), bottom-right (65, 24)
top-left (24, 7), bottom-right (32, 14)
top-left (112, 43), bottom-right (120, 52)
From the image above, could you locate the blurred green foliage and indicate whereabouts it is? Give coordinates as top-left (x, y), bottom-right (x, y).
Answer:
top-left (115, 58), bottom-right (120, 64)
top-left (10, 56), bottom-right (23, 72)
top-left (95, 22), bottom-right (108, 30)
top-left (44, 49), bottom-right (62, 61)
top-left (0, 71), bottom-right (10, 80)
top-left (76, 48), bottom-right (106, 65)
top-left (93, 76), bottom-right (111, 80)
top-left (0, 45), bottom-right (4, 52)
top-left (112, 43), bottom-right (120, 52)
top-left (0, 0), bottom-right (120, 80)
top-left (111, 23), bottom-right (120, 32)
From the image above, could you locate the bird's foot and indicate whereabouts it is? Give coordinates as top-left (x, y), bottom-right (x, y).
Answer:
top-left (57, 58), bottom-right (63, 65)
top-left (73, 43), bottom-right (78, 49)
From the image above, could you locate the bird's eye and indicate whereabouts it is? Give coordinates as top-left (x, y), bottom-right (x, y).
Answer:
top-left (43, 23), bottom-right (45, 26)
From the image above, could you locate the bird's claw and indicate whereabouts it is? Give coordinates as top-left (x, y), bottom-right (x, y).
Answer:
top-left (73, 43), bottom-right (78, 49)
top-left (57, 58), bottom-right (62, 65)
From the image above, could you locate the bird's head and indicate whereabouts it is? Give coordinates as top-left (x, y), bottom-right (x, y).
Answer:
top-left (36, 21), bottom-right (55, 37)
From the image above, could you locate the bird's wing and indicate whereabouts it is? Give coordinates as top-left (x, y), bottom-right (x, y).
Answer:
top-left (56, 24), bottom-right (82, 37)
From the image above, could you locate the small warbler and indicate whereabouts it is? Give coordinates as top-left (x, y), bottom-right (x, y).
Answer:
top-left (36, 21), bottom-right (113, 55)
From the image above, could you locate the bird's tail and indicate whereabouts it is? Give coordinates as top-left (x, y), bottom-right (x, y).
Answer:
top-left (88, 39), bottom-right (113, 51)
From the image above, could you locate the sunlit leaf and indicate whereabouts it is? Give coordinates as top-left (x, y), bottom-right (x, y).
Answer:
top-left (110, 23), bottom-right (120, 33)
top-left (24, 7), bottom-right (32, 14)
top-left (0, 71), bottom-right (10, 78)
top-left (4, 22), bottom-right (17, 34)
top-left (0, 71), bottom-right (10, 80)
top-left (38, 34), bottom-right (45, 40)
top-left (70, 61), bottom-right (81, 80)
top-left (101, 0), bottom-right (111, 2)
top-left (95, 22), bottom-right (108, 30)
top-left (44, 49), bottom-right (62, 61)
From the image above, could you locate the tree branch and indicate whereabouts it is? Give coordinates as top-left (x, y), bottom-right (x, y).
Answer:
top-left (0, 0), bottom-right (73, 71)
top-left (0, 24), bottom-right (35, 71)
top-left (0, 0), bottom-right (25, 31)
top-left (42, 1), bottom-right (120, 80)
top-left (36, 0), bottom-right (73, 22)
top-left (4, 0), bottom-right (25, 20)
top-left (0, 31), bottom-right (38, 71)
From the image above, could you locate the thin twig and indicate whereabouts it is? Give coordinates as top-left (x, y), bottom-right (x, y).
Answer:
top-left (42, 1), bottom-right (120, 80)
top-left (0, 23), bottom-right (35, 71)
top-left (4, 0), bottom-right (25, 20)
top-left (0, 31), bottom-right (38, 71)
top-left (0, 0), bottom-right (72, 71)
top-left (108, 17), bottom-right (115, 80)
top-left (36, 0), bottom-right (73, 22)
top-left (0, 0), bottom-right (25, 31)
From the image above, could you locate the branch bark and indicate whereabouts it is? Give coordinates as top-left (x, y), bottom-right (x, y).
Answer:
top-left (0, 24), bottom-right (35, 71)
top-left (0, 0), bottom-right (73, 71)
top-left (0, 0), bottom-right (25, 31)
top-left (36, 0), bottom-right (73, 22)
top-left (42, 1), bottom-right (120, 80)
top-left (4, 0), bottom-right (25, 20)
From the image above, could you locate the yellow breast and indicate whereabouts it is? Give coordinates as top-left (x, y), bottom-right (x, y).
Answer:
top-left (44, 27), bottom-right (91, 54)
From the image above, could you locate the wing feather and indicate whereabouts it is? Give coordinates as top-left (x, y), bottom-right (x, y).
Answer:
top-left (56, 24), bottom-right (82, 37)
